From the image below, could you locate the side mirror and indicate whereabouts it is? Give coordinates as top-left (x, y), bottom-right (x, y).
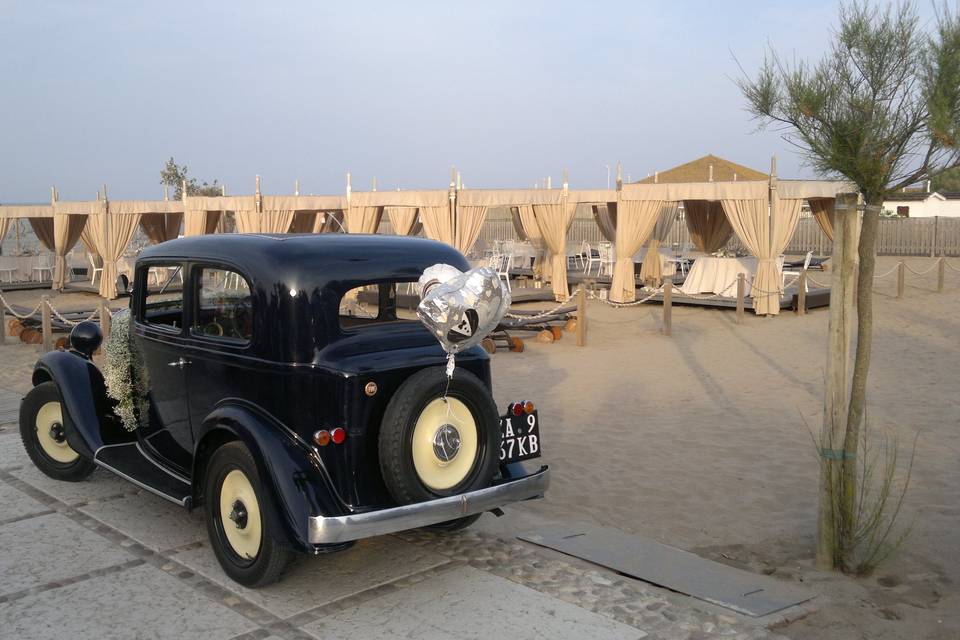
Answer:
top-left (69, 321), bottom-right (103, 359)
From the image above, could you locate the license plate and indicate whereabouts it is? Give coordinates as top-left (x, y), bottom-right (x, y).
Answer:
top-left (499, 410), bottom-right (541, 463)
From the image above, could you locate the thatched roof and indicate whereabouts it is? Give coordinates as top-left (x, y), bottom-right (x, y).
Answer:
top-left (637, 154), bottom-right (768, 184)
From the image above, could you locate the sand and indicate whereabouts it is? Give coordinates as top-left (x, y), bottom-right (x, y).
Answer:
top-left (1, 255), bottom-right (957, 638)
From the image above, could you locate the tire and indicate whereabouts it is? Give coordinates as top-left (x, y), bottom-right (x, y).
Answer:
top-left (204, 441), bottom-right (294, 587)
top-left (20, 381), bottom-right (95, 482)
top-left (423, 513), bottom-right (482, 532)
top-left (379, 366), bottom-right (500, 522)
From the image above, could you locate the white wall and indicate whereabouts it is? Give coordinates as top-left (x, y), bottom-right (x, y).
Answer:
top-left (882, 195), bottom-right (960, 218)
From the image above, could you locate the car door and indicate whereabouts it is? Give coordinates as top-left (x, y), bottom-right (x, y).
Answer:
top-left (182, 264), bottom-right (258, 434)
top-left (132, 261), bottom-right (193, 474)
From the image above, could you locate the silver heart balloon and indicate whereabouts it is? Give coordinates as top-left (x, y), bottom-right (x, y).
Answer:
top-left (417, 264), bottom-right (511, 357)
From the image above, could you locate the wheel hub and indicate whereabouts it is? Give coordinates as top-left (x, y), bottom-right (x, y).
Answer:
top-left (49, 422), bottom-right (66, 443)
top-left (432, 424), bottom-right (462, 463)
top-left (228, 499), bottom-right (248, 529)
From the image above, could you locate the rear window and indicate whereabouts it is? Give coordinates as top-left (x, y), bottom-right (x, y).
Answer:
top-left (339, 282), bottom-right (419, 330)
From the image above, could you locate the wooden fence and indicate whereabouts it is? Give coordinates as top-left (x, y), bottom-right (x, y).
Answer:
top-left (467, 210), bottom-right (960, 257)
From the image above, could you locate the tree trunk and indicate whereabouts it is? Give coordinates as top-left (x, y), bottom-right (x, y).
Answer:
top-left (838, 195), bottom-right (882, 567)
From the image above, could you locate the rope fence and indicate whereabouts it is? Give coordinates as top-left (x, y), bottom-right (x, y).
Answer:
top-left (0, 286), bottom-right (111, 352)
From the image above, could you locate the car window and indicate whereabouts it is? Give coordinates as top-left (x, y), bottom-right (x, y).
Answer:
top-left (193, 267), bottom-right (253, 342)
top-left (339, 282), bottom-right (419, 330)
top-left (142, 264), bottom-right (184, 330)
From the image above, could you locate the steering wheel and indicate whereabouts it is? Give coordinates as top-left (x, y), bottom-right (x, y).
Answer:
top-left (203, 321), bottom-right (224, 337)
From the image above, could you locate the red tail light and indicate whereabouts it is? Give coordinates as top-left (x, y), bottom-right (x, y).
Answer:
top-left (331, 427), bottom-right (347, 445)
top-left (511, 402), bottom-right (524, 416)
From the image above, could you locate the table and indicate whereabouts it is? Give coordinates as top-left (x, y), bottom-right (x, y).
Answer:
top-left (680, 256), bottom-right (757, 297)
top-left (630, 248), bottom-right (679, 277)
top-left (0, 256), bottom-right (52, 282)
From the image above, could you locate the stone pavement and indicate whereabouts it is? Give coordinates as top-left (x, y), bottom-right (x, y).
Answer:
top-left (0, 360), bottom-right (782, 640)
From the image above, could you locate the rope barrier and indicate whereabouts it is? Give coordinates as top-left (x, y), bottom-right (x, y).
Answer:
top-left (504, 290), bottom-right (584, 320)
top-left (902, 261), bottom-right (940, 276)
top-left (873, 263), bottom-right (901, 279)
top-left (944, 260), bottom-right (960, 273)
top-left (0, 289), bottom-right (43, 320)
top-left (46, 300), bottom-right (100, 327)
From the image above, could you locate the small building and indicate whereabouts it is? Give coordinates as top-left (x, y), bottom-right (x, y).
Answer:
top-left (882, 189), bottom-right (960, 217)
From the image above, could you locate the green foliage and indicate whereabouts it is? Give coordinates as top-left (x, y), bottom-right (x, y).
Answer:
top-left (160, 157), bottom-right (222, 199)
top-left (931, 165), bottom-right (960, 191)
top-left (738, 1), bottom-right (960, 200)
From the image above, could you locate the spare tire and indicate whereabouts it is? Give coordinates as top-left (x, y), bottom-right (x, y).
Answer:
top-left (378, 366), bottom-right (499, 505)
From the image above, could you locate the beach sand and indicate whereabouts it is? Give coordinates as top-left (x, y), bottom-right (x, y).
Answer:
top-left (0, 255), bottom-right (956, 639)
top-left (489, 255), bottom-right (959, 640)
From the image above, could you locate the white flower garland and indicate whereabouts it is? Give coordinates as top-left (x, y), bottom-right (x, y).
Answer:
top-left (103, 310), bottom-right (151, 432)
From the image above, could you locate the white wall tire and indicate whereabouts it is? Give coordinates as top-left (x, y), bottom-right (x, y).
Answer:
top-left (204, 441), bottom-right (293, 587)
top-left (379, 366), bottom-right (500, 506)
top-left (218, 469), bottom-right (262, 560)
top-left (19, 382), bottom-right (95, 482)
top-left (34, 401), bottom-right (79, 464)
top-left (411, 398), bottom-right (479, 491)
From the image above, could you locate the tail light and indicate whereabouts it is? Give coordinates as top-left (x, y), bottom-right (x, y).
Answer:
top-left (330, 427), bottom-right (347, 445)
top-left (314, 428), bottom-right (347, 447)
top-left (511, 402), bottom-right (524, 416)
top-left (523, 401), bottom-right (535, 414)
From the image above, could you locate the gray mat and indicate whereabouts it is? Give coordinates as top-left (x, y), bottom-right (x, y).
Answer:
top-left (0, 388), bottom-right (22, 425)
top-left (520, 524), bottom-right (814, 617)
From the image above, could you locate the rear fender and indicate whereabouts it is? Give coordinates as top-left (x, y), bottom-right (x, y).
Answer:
top-left (32, 351), bottom-right (130, 459)
top-left (193, 401), bottom-right (346, 552)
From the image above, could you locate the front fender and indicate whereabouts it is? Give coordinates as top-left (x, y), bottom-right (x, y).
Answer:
top-left (33, 351), bottom-right (130, 459)
top-left (193, 400), bottom-right (347, 553)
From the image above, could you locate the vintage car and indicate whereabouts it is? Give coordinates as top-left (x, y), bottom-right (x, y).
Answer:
top-left (19, 234), bottom-right (549, 586)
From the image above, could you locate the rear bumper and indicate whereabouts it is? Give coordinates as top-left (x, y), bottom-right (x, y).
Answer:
top-left (307, 466), bottom-right (550, 545)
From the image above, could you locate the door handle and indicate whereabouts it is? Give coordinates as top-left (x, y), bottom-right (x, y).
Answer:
top-left (167, 357), bottom-right (191, 369)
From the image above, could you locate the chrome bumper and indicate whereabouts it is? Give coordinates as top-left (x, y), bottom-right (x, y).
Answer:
top-left (308, 466), bottom-right (550, 545)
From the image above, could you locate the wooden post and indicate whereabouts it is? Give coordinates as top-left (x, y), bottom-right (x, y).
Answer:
top-left (931, 216), bottom-right (938, 258)
top-left (0, 311), bottom-right (6, 345)
top-left (817, 192), bottom-right (858, 570)
top-left (937, 257), bottom-right (945, 293)
top-left (100, 302), bottom-right (111, 343)
top-left (662, 282), bottom-right (672, 336)
top-left (797, 271), bottom-right (807, 316)
top-left (896, 261), bottom-right (905, 299)
top-left (576, 288), bottom-right (586, 347)
top-left (41, 295), bottom-right (52, 353)
top-left (735, 273), bottom-right (745, 324)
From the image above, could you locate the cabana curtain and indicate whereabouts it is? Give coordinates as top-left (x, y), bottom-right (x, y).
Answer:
top-left (28, 218), bottom-right (56, 252)
top-left (533, 202), bottom-right (577, 300)
top-left (611, 200), bottom-right (665, 303)
top-left (236, 209), bottom-right (295, 234)
top-left (638, 203), bottom-right (678, 286)
top-left (419, 205), bottom-right (453, 245)
top-left (86, 212), bottom-right (142, 299)
top-left (683, 200), bottom-right (733, 253)
top-left (345, 205), bottom-right (383, 234)
top-left (386, 207), bottom-right (419, 236)
top-left (139, 212), bottom-right (182, 244)
top-left (289, 211), bottom-right (316, 233)
top-left (0, 219), bottom-right (10, 248)
top-left (721, 197), bottom-right (802, 315)
top-left (454, 205), bottom-right (487, 255)
top-left (184, 210), bottom-right (221, 236)
top-left (591, 203), bottom-right (617, 243)
top-left (516, 204), bottom-right (546, 278)
top-left (809, 198), bottom-right (835, 241)
top-left (53, 214), bottom-right (88, 290)
top-left (510, 207), bottom-right (527, 240)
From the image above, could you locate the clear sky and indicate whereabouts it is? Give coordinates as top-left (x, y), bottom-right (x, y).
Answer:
top-left (0, 1), bottom-right (935, 201)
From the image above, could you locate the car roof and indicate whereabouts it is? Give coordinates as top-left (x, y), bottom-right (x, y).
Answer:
top-left (137, 233), bottom-right (471, 293)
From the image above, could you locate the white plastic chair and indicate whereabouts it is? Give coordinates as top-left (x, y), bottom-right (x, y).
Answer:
top-left (89, 254), bottom-right (103, 286)
top-left (583, 242), bottom-right (602, 276)
top-left (0, 264), bottom-right (15, 283)
top-left (32, 255), bottom-right (54, 282)
top-left (496, 253), bottom-right (513, 291)
top-left (782, 251), bottom-right (813, 292)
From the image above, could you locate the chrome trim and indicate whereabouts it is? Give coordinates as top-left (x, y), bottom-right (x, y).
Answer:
top-left (93, 458), bottom-right (189, 507)
top-left (308, 467), bottom-right (549, 544)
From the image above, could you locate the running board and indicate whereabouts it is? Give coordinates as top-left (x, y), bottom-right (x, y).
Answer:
top-left (94, 442), bottom-right (192, 507)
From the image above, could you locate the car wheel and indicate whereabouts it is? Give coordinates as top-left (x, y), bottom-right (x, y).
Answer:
top-left (19, 381), bottom-right (95, 482)
top-left (204, 441), bottom-right (293, 587)
top-left (379, 366), bottom-right (499, 528)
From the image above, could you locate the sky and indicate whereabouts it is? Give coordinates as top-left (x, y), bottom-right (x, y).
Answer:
top-left (0, 1), bottom-right (936, 201)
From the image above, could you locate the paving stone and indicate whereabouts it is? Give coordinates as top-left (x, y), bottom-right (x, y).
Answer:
top-left (0, 482), bottom-right (50, 522)
top-left (0, 512), bottom-right (134, 595)
top-left (79, 491), bottom-right (205, 552)
top-left (303, 565), bottom-right (646, 640)
top-left (174, 536), bottom-right (450, 619)
top-left (10, 464), bottom-right (131, 506)
top-left (0, 563), bottom-right (257, 640)
top-left (0, 431), bottom-right (26, 469)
